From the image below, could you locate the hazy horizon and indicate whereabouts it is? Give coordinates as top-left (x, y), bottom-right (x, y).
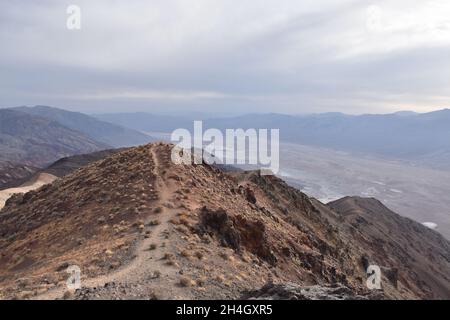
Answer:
top-left (1, 104), bottom-right (450, 117)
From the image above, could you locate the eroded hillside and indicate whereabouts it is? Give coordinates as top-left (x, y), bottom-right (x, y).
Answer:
top-left (0, 143), bottom-right (448, 300)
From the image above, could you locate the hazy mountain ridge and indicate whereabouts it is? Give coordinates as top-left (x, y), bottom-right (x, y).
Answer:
top-left (205, 109), bottom-right (450, 168)
top-left (95, 112), bottom-right (196, 133)
top-left (95, 109), bottom-right (450, 169)
top-left (0, 109), bottom-right (108, 167)
top-left (14, 106), bottom-right (154, 148)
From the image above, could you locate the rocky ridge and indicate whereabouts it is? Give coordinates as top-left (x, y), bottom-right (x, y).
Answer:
top-left (0, 143), bottom-right (448, 300)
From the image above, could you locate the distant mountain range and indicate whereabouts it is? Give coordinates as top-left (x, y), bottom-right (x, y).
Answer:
top-left (95, 109), bottom-right (450, 169)
top-left (0, 106), bottom-right (154, 169)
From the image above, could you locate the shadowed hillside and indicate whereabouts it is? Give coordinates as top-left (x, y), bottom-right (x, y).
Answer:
top-left (0, 109), bottom-right (108, 167)
top-left (14, 106), bottom-right (154, 148)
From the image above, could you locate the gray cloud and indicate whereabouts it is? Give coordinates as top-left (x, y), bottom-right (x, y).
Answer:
top-left (1, 0), bottom-right (450, 114)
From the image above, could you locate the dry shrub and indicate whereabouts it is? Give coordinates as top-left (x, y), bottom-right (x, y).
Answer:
top-left (179, 276), bottom-right (196, 287)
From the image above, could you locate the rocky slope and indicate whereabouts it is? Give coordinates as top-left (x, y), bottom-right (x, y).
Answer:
top-left (241, 282), bottom-right (383, 300)
top-left (328, 196), bottom-right (450, 299)
top-left (0, 143), bottom-right (448, 300)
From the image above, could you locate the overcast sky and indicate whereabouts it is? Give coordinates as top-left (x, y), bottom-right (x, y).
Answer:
top-left (1, 0), bottom-right (450, 114)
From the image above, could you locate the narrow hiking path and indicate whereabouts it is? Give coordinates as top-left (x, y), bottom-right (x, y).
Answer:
top-left (36, 145), bottom-right (184, 299)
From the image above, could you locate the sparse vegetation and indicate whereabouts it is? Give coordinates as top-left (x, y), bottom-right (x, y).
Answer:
top-left (153, 207), bottom-right (162, 214)
top-left (179, 216), bottom-right (190, 226)
top-left (148, 219), bottom-right (161, 226)
top-left (149, 270), bottom-right (161, 279)
top-left (63, 291), bottom-right (74, 300)
top-left (97, 216), bottom-right (106, 224)
top-left (179, 276), bottom-right (196, 287)
top-left (215, 274), bottom-right (226, 283)
top-left (162, 253), bottom-right (175, 260)
top-left (219, 252), bottom-right (230, 260)
top-left (180, 250), bottom-right (191, 258)
top-left (194, 251), bottom-right (204, 260)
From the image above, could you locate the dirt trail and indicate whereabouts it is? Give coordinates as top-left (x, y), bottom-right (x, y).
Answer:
top-left (36, 145), bottom-right (184, 299)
